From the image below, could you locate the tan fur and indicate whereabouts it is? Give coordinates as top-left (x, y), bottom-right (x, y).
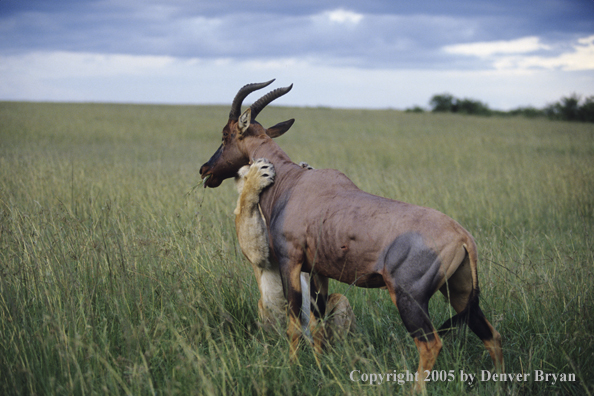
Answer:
top-left (414, 332), bottom-right (443, 392)
top-left (234, 159), bottom-right (356, 339)
top-left (234, 159), bottom-right (288, 330)
top-left (324, 294), bottom-right (357, 344)
top-left (234, 161), bottom-right (273, 269)
top-left (200, 82), bottom-right (503, 392)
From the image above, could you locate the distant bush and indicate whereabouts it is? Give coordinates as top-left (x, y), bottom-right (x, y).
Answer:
top-left (405, 105), bottom-right (425, 113)
top-left (426, 92), bottom-right (594, 123)
top-left (507, 106), bottom-right (545, 119)
top-left (545, 94), bottom-right (594, 122)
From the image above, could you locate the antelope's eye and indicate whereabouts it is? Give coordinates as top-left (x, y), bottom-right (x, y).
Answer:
top-left (222, 132), bottom-right (235, 144)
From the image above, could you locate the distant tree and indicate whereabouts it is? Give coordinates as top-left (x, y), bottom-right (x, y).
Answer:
top-left (545, 93), bottom-right (581, 121)
top-left (457, 98), bottom-right (491, 116)
top-left (429, 94), bottom-right (492, 115)
top-left (578, 96), bottom-right (594, 123)
top-left (559, 94), bottom-right (581, 121)
top-left (429, 94), bottom-right (456, 112)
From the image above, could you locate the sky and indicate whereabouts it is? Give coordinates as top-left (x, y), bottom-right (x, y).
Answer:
top-left (1, 0), bottom-right (593, 110)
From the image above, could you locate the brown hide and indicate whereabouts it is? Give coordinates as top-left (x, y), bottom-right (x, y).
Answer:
top-left (248, 132), bottom-right (503, 392)
top-left (248, 137), bottom-right (471, 290)
top-left (199, 81), bottom-right (504, 391)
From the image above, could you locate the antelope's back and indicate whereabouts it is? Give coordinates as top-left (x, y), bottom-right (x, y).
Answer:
top-left (268, 168), bottom-right (470, 281)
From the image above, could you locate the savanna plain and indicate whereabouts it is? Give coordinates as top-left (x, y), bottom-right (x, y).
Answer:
top-left (0, 102), bottom-right (593, 395)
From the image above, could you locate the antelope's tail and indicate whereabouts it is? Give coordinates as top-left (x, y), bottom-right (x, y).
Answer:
top-left (438, 240), bottom-right (481, 336)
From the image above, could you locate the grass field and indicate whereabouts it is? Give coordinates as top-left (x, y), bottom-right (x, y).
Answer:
top-left (1, 101), bottom-right (593, 395)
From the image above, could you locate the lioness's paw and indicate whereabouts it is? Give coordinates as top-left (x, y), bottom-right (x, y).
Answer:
top-left (248, 158), bottom-right (275, 190)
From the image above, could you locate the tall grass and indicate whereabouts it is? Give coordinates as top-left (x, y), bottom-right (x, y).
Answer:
top-left (1, 102), bottom-right (593, 395)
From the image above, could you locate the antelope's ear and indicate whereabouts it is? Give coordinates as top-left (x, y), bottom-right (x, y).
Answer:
top-left (267, 119), bottom-right (295, 138)
top-left (238, 108), bottom-right (251, 134)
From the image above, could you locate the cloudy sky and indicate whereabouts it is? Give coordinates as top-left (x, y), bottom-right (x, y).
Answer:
top-left (1, 0), bottom-right (593, 110)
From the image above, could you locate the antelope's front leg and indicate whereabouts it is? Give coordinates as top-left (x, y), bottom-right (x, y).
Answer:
top-left (309, 273), bottom-right (329, 355)
top-left (278, 254), bottom-right (305, 362)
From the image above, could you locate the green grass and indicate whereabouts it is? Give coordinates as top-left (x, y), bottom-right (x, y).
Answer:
top-left (1, 101), bottom-right (593, 395)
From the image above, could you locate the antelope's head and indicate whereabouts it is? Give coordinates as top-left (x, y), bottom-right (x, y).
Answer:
top-left (199, 79), bottom-right (294, 188)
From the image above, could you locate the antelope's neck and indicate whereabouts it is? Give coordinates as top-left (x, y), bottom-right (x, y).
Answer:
top-left (247, 137), bottom-right (303, 224)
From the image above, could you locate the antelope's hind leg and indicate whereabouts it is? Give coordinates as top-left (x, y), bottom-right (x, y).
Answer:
top-left (382, 233), bottom-right (445, 392)
top-left (438, 252), bottom-right (504, 372)
top-left (388, 284), bottom-right (442, 393)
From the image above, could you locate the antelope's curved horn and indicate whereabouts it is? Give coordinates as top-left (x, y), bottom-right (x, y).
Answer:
top-left (229, 79), bottom-right (275, 121)
top-left (250, 84), bottom-right (293, 121)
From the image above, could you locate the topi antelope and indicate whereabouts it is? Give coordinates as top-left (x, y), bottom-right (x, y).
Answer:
top-left (199, 80), bottom-right (504, 392)
top-left (234, 159), bottom-right (355, 340)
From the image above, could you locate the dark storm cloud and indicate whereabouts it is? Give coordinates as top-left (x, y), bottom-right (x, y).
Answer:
top-left (1, 0), bottom-right (592, 108)
top-left (1, 0), bottom-right (592, 69)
